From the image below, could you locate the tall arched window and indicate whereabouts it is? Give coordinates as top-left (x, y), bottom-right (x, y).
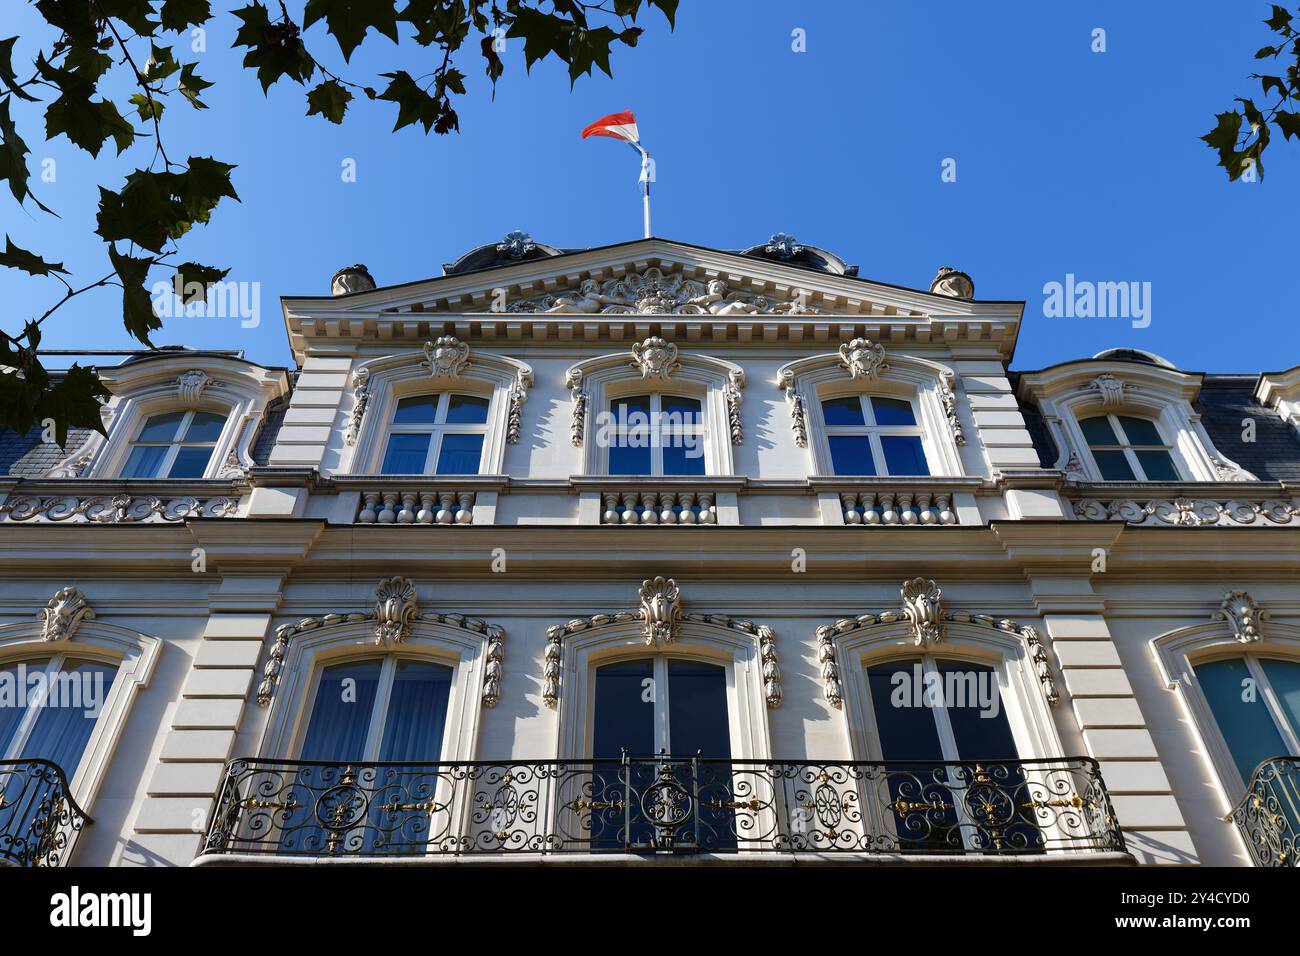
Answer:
top-left (606, 393), bottom-right (707, 476)
top-left (1080, 414), bottom-right (1180, 481)
top-left (119, 409), bottom-right (228, 478)
top-left (0, 655), bottom-right (119, 775)
top-left (820, 394), bottom-right (929, 476)
top-left (380, 393), bottom-right (490, 474)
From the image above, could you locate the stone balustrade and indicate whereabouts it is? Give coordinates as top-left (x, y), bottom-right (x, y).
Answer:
top-left (839, 490), bottom-right (956, 526)
top-left (356, 489), bottom-right (477, 525)
top-left (601, 489), bottom-right (718, 525)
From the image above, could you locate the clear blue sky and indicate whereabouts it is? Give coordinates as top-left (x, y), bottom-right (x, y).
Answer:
top-left (2, 1), bottom-right (1296, 373)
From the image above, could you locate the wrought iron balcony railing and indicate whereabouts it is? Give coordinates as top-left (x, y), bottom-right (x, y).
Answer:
top-left (0, 759), bottom-right (92, 867)
top-left (200, 754), bottom-right (1125, 860)
top-left (1229, 755), bottom-right (1300, 867)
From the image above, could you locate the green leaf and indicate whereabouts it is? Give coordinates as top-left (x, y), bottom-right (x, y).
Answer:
top-left (0, 97), bottom-right (52, 212)
top-left (233, 1), bottom-right (315, 92)
top-left (507, 8), bottom-right (572, 70)
top-left (306, 78), bottom-right (353, 123)
top-left (648, 0), bottom-right (679, 29)
top-left (0, 36), bottom-right (39, 101)
top-left (613, 0), bottom-right (644, 17)
top-left (173, 261), bottom-right (230, 303)
top-left (39, 57), bottom-right (137, 157)
top-left (160, 0), bottom-right (213, 31)
top-left (1260, 74), bottom-right (1289, 100)
top-left (303, 0), bottom-right (400, 62)
top-left (1277, 110), bottom-right (1300, 140)
top-left (129, 91), bottom-right (165, 121)
top-left (0, 236), bottom-right (68, 276)
top-left (143, 43), bottom-right (180, 83)
top-left (178, 62), bottom-right (213, 108)
top-left (1265, 5), bottom-right (1293, 33)
top-left (377, 70), bottom-right (442, 132)
top-left (96, 0), bottom-right (160, 37)
top-left (97, 178), bottom-right (183, 253)
top-left (568, 26), bottom-right (618, 86)
top-left (108, 245), bottom-right (162, 345)
top-left (37, 365), bottom-right (112, 445)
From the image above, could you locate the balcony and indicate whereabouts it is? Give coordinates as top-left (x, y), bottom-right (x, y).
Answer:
top-left (0, 759), bottom-right (92, 867)
top-left (1229, 756), bottom-right (1300, 867)
top-left (197, 755), bottom-right (1127, 864)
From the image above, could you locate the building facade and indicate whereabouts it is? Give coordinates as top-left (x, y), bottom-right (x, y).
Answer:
top-left (1, 235), bottom-right (1297, 868)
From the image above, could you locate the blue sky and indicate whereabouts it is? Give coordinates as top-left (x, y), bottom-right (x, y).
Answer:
top-left (2, 1), bottom-right (1296, 373)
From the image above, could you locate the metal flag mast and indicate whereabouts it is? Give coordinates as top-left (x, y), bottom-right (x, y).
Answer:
top-left (581, 110), bottom-right (653, 238)
top-left (629, 141), bottom-right (652, 238)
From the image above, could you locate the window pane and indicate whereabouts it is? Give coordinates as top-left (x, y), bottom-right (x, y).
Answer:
top-left (300, 660), bottom-right (382, 762)
top-left (377, 660), bottom-right (453, 762)
top-left (1196, 658), bottom-right (1288, 783)
top-left (821, 396), bottom-right (865, 427)
top-left (19, 659), bottom-right (118, 773)
top-left (0, 660), bottom-right (37, 755)
top-left (667, 660), bottom-right (730, 758)
top-left (434, 433), bottom-right (484, 474)
top-left (183, 411), bottom-right (226, 442)
top-left (1116, 416), bottom-right (1163, 446)
top-left (136, 411), bottom-right (185, 442)
top-left (121, 444), bottom-right (168, 479)
top-left (381, 433), bottom-right (431, 474)
top-left (613, 395), bottom-right (653, 418)
top-left (938, 661), bottom-right (1017, 760)
top-left (445, 394), bottom-right (489, 424)
top-left (392, 396), bottom-right (439, 424)
top-left (1135, 449), bottom-right (1180, 481)
top-left (880, 436), bottom-right (929, 476)
top-left (1079, 416), bottom-right (1118, 446)
top-left (662, 441), bottom-right (706, 476)
top-left (167, 445), bottom-right (213, 478)
top-left (592, 659), bottom-right (654, 759)
top-left (1260, 659), bottom-right (1300, 742)
top-left (1092, 449), bottom-right (1136, 480)
top-left (871, 397), bottom-right (917, 426)
top-left (868, 661), bottom-right (944, 762)
top-left (828, 435), bottom-right (876, 475)
top-left (660, 395), bottom-right (702, 418)
top-left (609, 442), bottom-right (652, 475)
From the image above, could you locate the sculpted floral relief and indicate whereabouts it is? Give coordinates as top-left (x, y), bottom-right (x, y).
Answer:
top-left (504, 268), bottom-right (821, 315)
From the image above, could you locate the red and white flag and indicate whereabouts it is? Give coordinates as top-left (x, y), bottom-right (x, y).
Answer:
top-left (581, 110), bottom-right (641, 146)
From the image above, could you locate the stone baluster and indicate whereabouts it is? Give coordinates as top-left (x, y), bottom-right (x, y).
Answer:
top-left (621, 491), bottom-right (640, 524)
top-left (862, 491), bottom-right (881, 524)
top-left (898, 492), bottom-right (917, 526)
top-left (436, 491), bottom-right (455, 525)
top-left (378, 492), bottom-right (399, 524)
top-left (880, 492), bottom-right (899, 525)
top-left (916, 492), bottom-right (936, 525)
top-left (417, 493), bottom-right (435, 524)
top-left (698, 491), bottom-right (716, 524)
top-left (396, 491), bottom-right (417, 524)
top-left (602, 492), bottom-right (620, 525)
top-left (455, 492), bottom-right (474, 525)
top-left (841, 492), bottom-right (861, 524)
top-left (357, 492), bottom-right (380, 523)
top-left (640, 491), bottom-right (659, 524)
top-left (659, 490), bottom-right (678, 524)
top-left (936, 494), bottom-right (955, 525)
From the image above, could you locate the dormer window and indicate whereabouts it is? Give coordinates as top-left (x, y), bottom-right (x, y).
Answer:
top-left (607, 394), bottom-right (706, 477)
top-left (820, 395), bottom-right (930, 476)
top-left (120, 410), bottom-right (227, 479)
top-left (1080, 414), bottom-right (1180, 481)
top-left (380, 393), bottom-right (489, 475)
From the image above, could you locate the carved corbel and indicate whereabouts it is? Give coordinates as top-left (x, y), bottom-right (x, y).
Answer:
top-left (639, 576), bottom-right (681, 647)
top-left (373, 576), bottom-right (419, 644)
top-left (838, 338), bottom-right (887, 381)
top-left (39, 587), bottom-right (94, 642)
top-left (901, 577), bottom-right (944, 646)
top-left (630, 336), bottom-right (679, 380)
top-left (422, 335), bottom-right (471, 379)
top-left (1216, 590), bottom-right (1268, 643)
top-left (177, 370), bottom-right (212, 407)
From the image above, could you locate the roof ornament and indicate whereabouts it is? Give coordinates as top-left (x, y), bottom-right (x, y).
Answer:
top-left (929, 266), bottom-right (974, 299)
top-left (764, 232), bottom-right (805, 260)
top-left (331, 264), bottom-right (375, 295)
top-left (496, 230), bottom-right (536, 259)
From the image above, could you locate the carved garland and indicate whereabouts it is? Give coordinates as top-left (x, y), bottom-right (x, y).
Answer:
top-left (725, 369), bottom-right (745, 445)
top-left (256, 576), bottom-right (506, 708)
top-left (565, 368), bottom-right (586, 447)
top-left (939, 370), bottom-right (967, 446)
top-left (778, 369), bottom-right (809, 448)
top-left (541, 577), bottom-right (782, 709)
top-left (816, 578), bottom-right (1058, 708)
top-left (344, 367), bottom-right (370, 447)
top-left (506, 369), bottom-right (533, 445)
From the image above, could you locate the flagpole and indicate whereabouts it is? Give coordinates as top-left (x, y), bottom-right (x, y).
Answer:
top-left (631, 141), bottom-right (651, 238)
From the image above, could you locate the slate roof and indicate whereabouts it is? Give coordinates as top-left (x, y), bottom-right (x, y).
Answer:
top-left (1196, 376), bottom-right (1300, 482)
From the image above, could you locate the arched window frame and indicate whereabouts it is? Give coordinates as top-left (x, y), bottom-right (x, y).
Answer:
top-left (82, 356), bottom-right (288, 481)
top-left (778, 349), bottom-right (966, 478)
top-left (0, 606), bottom-right (161, 812)
top-left (566, 345), bottom-right (744, 476)
top-left (1017, 361), bottom-right (1256, 482)
top-left (344, 344), bottom-right (533, 476)
top-left (1152, 613), bottom-right (1300, 811)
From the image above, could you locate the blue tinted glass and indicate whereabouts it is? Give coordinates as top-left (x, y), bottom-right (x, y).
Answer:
top-left (445, 394), bottom-right (489, 424)
top-left (668, 660), bottom-right (730, 758)
top-left (660, 395), bottom-right (702, 417)
top-left (300, 660), bottom-right (382, 762)
top-left (868, 661), bottom-right (944, 761)
top-left (593, 659), bottom-right (654, 759)
top-left (0, 660), bottom-right (33, 754)
top-left (881, 436), bottom-right (929, 475)
top-left (166, 445), bottom-right (213, 478)
top-left (434, 433), bottom-right (483, 474)
top-left (381, 433), bottom-right (430, 474)
top-left (872, 397), bottom-right (917, 426)
top-left (121, 444), bottom-right (168, 478)
top-left (1196, 658), bottom-right (1288, 783)
top-left (662, 441), bottom-right (706, 476)
top-left (609, 443), bottom-right (652, 475)
top-left (183, 411), bottom-right (226, 442)
top-left (378, 660), bottom-right (452, 762)
top-left (392, 396), bottom-right (439, 424)
top-left (1260, 659), bottom-right (1300, 742)
top-left (1117, 416), bottom-right (1163, 446)
top-left (821, 397), bottom-right (865, 426)
top-left (19, 659), bottom-right (118, 772)
top-left (614, 395), bottom-right (653, 417)
top-left (828, 435), bottom-right (876, 475)
top-left (136, 411), bottom-right (185, 442)
top-left (1080, 416), bottom-right (1118, 446)
top-left (938, 661), bottom-right (1016, 759)
top-left (1092, 449), bottom-right (1136, 480)
top-left (1135, 450), bottom-right (1180, 481)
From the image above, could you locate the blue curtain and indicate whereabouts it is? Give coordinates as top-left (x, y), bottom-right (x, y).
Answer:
top-left (377, 660), bottom-right (451, 762)
top-left (18, 659), bottom-right (117, 772)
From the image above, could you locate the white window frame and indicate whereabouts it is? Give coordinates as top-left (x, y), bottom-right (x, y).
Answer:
top-left (817, 392), bottom-right (930, 477)
top-left (1080, 412), bottom-right (1181, 481)
top-left (380, 392), bottom-right (491, 476)
top-left (119, 408), bottom-right (228, 479)
top-left (605, 390), bottom-right (709, 478)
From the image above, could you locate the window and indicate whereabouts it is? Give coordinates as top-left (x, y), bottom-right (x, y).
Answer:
top-left (865, 657), bottom-right (1040, 851)
top-left (821, 395), bottom-right (929, 476)
top-left (380, 393), bottom-right (489, 475)
top-left (120, 410), bottom-right (227, 478)
top-left (1194, 657), bottom-right (1300, 787)
top-left (1080, 414), bottom-right (1180, 481)
top-left (0, 656), bottom-right (119, 774)
top-left (607, 394), bottom-right (706, 476)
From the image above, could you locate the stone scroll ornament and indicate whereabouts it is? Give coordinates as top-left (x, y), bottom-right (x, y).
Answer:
top-left (631, 336), bottom-right (680, 380)
top-left (541, 578), bottom-right (783, 709)
top-left (422, 335), bottom-right (471, 379)
top-left (256, 576), bottom-right (505, 708)
top-left (39, 587), bottom-right (94, 642)
top-left (816, 578), bottom-right (1059, 708)
top-left (1216, 590), bottom-right (1268, 643)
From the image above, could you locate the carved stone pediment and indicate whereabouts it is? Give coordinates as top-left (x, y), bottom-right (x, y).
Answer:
top-left (502, 268), bottom-right (822, 315)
